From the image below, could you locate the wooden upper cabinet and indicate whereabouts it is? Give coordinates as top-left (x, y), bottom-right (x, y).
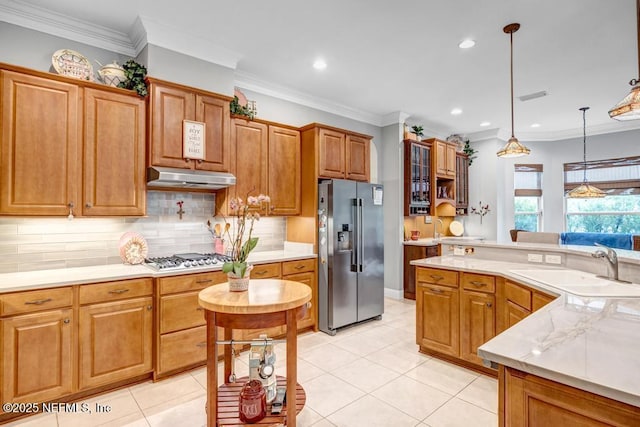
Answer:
top-left (230, 118), bottom-right (268, 200)
top-left (147, 78), bottom-right (231, 172)
top-left (268, 126), bottom-right (300, 215)
top-left (430, 139), bottom-right (456, 178)
top-left (302, 123), bottom-right (372, 182)
top-left (318, 127), bottom-right (346, 179)
top-left (0, 65), bottom-right (146, 217)
top-left (0, 70), bottom-right (80, 215)
top-left (346, 134), bottom-right (370, 181)
top-left (195, 94), bottom-right (231, 172)
top-left (83, 88), bottom-right (146, 216)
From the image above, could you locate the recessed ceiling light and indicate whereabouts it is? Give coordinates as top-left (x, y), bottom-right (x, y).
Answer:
top-left (313, 59), bottom-right (327, 70)
top-left (458, 39), bottom-right (476, 49)
top-left (531, 123), bottom-right (541, 128)
top-left (480, 121), bottom-right (491, 127)
top-left (451, 108), bottom-right (463, 115)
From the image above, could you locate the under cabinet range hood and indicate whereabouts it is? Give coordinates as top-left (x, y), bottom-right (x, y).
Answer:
top-left (147, 166), bottom-right (236, 190)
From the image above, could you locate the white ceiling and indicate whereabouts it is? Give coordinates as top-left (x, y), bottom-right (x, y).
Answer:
top-left (3, 0), bottom-right (640, 140)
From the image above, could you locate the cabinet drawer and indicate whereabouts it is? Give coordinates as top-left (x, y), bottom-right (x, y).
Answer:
top-left (461, 273), bottom-right (496, 293)
top-left (416, 267), bottom-right (458, 288)
top-left (160, 291), bottom-right (206, 334)
top-left (159, 326), bottom-right (207, 374)
top-left (0, 287), bottom-right (73, 316)
top-left (505, 281), bottom-right (532, 310)
top-left (250, 263), bottom-right (281, 279)
top-left (159, 271), bottom-right (227, 295)
top-left (282, 258), bottom-right (315, 275)
top-left (532, 291), bottom-right (555, 312)
top-left (79, 278), bottom-right (152, 305)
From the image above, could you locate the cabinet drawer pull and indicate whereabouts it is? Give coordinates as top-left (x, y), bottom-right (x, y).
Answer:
top-left (196, 279), bottom-right (212, 284)
top-left (196, 307), bottom-right (204, 311)
top-left (196, 341), bottom-right (207, 348)
top-left (63, 318), bottom-right (70, 324)
top-left (430, 274), bottom-right (444, 281)
top-left (24, 298), bottom-right (52, 305)
top-left (295, 265), bottom-right (305, 270)
top-left (254, 270), bottom-right (268, 276)
top-left (486, 302), bottom-right (493, 308)
top-left (108, 289), bottom-right (129, 295)
top-left (470, 281), bottom-right (487, 287)
top-left (430, 288), bottom-right (444, 294)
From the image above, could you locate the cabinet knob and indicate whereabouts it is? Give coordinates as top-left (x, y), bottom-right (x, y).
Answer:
top-left (68, 202), bottom-right (74, 208)
top-left (63, 318), bottom-right (70, 324)
top-left (486, 302), bottom-right (493, 308)
top-left (197, 159), bottom-right (203, 163)
top-left (147, 305), bottom-right (153, 311)
top-left (85, 203), bottom-right (92, 208)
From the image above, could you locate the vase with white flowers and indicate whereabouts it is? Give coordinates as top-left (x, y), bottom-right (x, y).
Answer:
top-left (220, 194), bottom-right (270, 291)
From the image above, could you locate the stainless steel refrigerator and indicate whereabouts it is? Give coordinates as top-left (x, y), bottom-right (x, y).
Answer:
top-left (318, 179), bottom-right (384, 335)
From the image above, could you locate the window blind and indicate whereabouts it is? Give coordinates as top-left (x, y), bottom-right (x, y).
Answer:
top-left (515, 164), bottom-right (543, 197)
top-left (563, 156), bottom-right (640, 195)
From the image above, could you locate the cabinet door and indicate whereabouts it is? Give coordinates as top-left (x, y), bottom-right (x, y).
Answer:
top-left (268, 126), bottom-right (301, 216)
top-left (1, 70), bottom-right (80, 215)
top-left (460, 290), bottom-right (495, 366)
top-left (2, 309), bottom-right (74, 403)
top-left (230, 118), bottom-right (268, 205)
top-left (345, 134), bottom-right (370, 182)
top-left (318, 128), bottom-right (346, 179)
top-left (79, 297), bottom-right (153, 389)
top-left (404, 141), bottom-right (432, 216)
top-left (455, 154), bottom-right (469, 211)
top-left (283, 271), bottom-right (316, 331)
top-left (416, 283), bottom-right (459, 356)
top-left (435, 141), bottom-right (447, 176)
top-left (506, 300), bottom-right (531, 329)
top-left (403, 245), bottom-right (427, 300)
top-left (149, 82), bottom-right (195, 168)
top-left (445, 143), bottom-right (457, 177)
top-left (83, 88), bottom-right (146, 216)
top-left (195, 94), bottom-right (230, 172)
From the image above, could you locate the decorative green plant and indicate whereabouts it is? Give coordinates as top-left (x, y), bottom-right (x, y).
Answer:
top-left (463, 139), bottom-right (478, 166)
top-left (230, 96), bottom-right (255, 119)
top-left (117, 60), bottom-right (148, 97)
top-left (410, 125), bottom-right (424, 139)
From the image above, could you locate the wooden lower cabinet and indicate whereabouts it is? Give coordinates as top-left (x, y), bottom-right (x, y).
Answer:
top-left (403, 244), bottom-right (439, 300)
top-left (1, 308), bottom-right (74, 404)
top-left (159, 325), bottom-right (207, 374)
top-left (502, 366), bottom-right (640, 426)
top-left (79, 297), bottom-right (153, 389)
top-left (497, 280), bottom-right (556, 334)
top-left (460, 290), bottom-right (495, 365)
top-left (416, 282), bottom-right (459, 356)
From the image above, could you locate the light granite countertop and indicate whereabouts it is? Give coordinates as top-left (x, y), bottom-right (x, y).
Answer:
top-left (0, 250), bottom-right (316, 293)
top-left (412, 255), bottom-right (640, 407)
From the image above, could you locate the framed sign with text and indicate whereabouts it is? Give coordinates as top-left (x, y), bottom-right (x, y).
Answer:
top-left (183, 120), bottom-right (206, 160)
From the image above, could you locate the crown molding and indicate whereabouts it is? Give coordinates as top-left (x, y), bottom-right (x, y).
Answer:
top-left (381, 111), bottom-right (411, 127)
top-left (234, 70), bottom-right (384, 126)
top-left (0, 0), bottom-right (137, 56)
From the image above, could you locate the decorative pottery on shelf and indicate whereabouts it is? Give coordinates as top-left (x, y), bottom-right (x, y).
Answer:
top-left (228, 265), bottom-right (253, 292)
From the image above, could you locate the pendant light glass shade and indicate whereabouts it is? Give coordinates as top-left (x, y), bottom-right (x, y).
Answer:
top-left (498, 23), bottom-right (531, 158)
top-left (609, 0), bottom-right (640, 120)
top-left (567, 107), bottom-right (606, 198)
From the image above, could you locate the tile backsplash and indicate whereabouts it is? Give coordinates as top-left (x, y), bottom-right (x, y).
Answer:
top-left (0, 191), bottom-right (286, 273)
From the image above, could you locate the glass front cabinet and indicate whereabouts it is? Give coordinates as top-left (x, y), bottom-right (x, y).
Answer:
top-left (404, 140), bottom-right (432, 216)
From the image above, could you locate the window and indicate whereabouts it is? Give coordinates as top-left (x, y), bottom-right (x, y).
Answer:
top-left (514, 164), bottom-right (542, 231)
top-left (564, 156), bottom-right (640, 233)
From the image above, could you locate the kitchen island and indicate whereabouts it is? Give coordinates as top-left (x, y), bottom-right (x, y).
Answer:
top-left (412, 243), bottom-right (640, 425)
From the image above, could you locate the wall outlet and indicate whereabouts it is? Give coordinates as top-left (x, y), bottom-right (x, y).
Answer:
top-left (453, 246), bottom-right (465, 256)
top-left (527, 253), bottom-right (543, 263)
top-left (424, 216), bottom-right (432, 224)
top-left (545, 254), bottom-right (562, 264)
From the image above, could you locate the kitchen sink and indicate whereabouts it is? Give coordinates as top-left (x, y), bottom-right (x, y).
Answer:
top-left (508, 269), bottom-right (640, 297)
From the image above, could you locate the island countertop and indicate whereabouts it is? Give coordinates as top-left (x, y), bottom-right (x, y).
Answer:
top-left (413, 255), bottom-right (640, 408)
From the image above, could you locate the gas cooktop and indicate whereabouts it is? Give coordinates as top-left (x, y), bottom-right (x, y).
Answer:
top-left (144, 252), bottom-right (231, 271)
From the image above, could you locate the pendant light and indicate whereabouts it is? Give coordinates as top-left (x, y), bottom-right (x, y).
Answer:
top-left (609, 0), bottom-right (640, 120)
top-left (567, 107), bottom-right (606, 198)
top-left (497, 23), bottom-right (531, 158)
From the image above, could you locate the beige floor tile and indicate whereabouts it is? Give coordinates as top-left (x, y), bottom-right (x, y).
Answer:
top-left (326, 395), bottom-right (419, 427)
top-left (300, 343), bottom-right (360, 372)
top-left (456, 376), bottom-right (498, 413)
top-left (296, 406), bottom-right (325, 427)
top-left (297, 331), bottom-right (335, 352)
top-left (311, 419), bottom-right (337, 427)
top-left (144, 395), bottom-right (206, 427)
top-left (292, 358), bottom-right (327, 384)
top-left (99, 412), bottom-right (151, 427)
top-left (405, 358), bottom-right (478, 395)
top-left (303, 373), bottom-right (365, 417)
top-left (371, 375), bottom-right (452, 420)
top-left (130, 373), bottom-right (205, 410)
top-left (366, 342), bottom-right (429, 373)
top-left (3, 412), bottom-right (58, 427)
top-left (424, 397), bottom-right (498, 427)
top-left (56, 389), bottom-right (142, 427)
top-left (331, 332), bottom-right (390, 357)
top-left (331, 358), bottom-right (400, 392)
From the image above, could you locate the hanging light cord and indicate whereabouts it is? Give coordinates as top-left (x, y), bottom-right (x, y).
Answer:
top-left (580, 106), bottom-right (589, 183)
top-left (509, 29), bottom-right (515, 138)
top-left (631, 0), bottom-right (640, 86)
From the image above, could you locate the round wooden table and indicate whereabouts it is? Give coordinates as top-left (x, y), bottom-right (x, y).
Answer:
top-left (198, 279), bottom-right (311, 427)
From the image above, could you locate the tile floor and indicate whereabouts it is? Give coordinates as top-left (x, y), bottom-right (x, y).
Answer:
top-left (6, 298), bottom-right (498, 427)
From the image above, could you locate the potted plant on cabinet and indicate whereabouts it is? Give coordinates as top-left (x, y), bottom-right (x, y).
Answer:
top-left (410, 125), bottom-right (424, 141)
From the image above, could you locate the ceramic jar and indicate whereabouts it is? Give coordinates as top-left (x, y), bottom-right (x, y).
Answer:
top-left (239, 380), bottom-right (267, 423)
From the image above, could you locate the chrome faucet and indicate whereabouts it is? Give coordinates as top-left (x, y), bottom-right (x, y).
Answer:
top-left (434, 218), bottom-right (444, 240)
top-left (592, 243), bottom-right (619, 281)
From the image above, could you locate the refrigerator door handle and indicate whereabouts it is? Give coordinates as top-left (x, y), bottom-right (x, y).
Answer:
top-left (351, 199), bottom-right (358, 272)
top-left (357, 198), bottom-right (364, 272)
